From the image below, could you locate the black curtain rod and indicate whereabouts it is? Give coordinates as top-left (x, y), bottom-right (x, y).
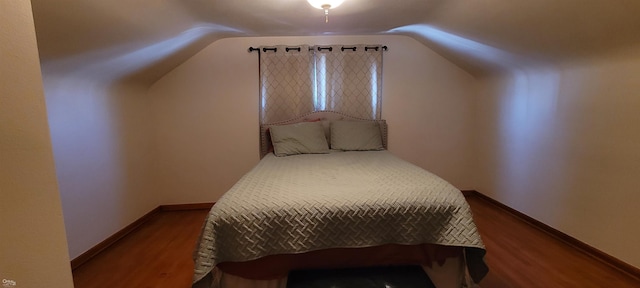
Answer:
top-left (248, 45), bottom-right (388, 53)
top-left (248, 47), bottom-right (313, 53)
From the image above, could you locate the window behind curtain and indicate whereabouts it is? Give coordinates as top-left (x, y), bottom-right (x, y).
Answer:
top-left (259, 44), bottom-right (383, 124)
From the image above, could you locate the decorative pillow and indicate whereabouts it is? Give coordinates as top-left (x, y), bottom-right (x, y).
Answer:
top-left (330, 121), bottom-right (384, 151)
top-left (269, 122), bottom-right (330, 156)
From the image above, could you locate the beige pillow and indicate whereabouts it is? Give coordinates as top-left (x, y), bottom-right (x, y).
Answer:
top-left (269, 122), bottom-right (330, 156)
top-left (330, 121), bottom-right (384, 151)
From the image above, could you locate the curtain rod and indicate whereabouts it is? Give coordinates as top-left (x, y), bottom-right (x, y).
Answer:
top-left (248, 45), bottom-right (388, 53)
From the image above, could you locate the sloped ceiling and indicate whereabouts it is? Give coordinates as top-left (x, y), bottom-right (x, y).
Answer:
top-left (31, 0), bottom-right (640, 83)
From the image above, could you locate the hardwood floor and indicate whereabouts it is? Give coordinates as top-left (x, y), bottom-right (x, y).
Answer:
top-left (466, 195), bottom-right (639, 288)
top-left (72, 197), bottom-right (640, 288)
top-left (72, 210), bottom-right (209, 288)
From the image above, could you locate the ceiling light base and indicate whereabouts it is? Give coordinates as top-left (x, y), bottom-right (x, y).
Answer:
top-left (307, 0), bottom-right (344, 23)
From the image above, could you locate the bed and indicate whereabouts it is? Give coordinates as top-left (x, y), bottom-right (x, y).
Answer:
top-left (192, 111), bottom-right (488, 288)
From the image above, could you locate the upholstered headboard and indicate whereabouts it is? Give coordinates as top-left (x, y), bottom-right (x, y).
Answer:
top-left (260, 110), bottom-right (387, 158)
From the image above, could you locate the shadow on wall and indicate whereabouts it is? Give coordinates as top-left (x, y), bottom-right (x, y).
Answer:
top-left (39, 24), bottom-right (244, 259)
top-left (475, 54), bottom-right (640, 268)
top-left (388, 24), bottom-right (542, 75)
top-left (390, 24), bottom-right (576, 221)
top-left (41, 24), bottom-right (244, 86)
top-left (488, 69), bottom-right (569, 216)
top-left (42, 73), bottom-right (156, 259)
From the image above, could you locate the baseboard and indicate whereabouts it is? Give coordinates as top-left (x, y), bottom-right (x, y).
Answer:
top-left (461, 190), bottom-right (476, 198)
top-left (70, 206), bottom-right (162, 269)
top-left (71, 202), bottom-right (214, 270)
top-left (160, 202), bottom-right (215, 211)
top-left (462, 190), bottom-right (640, 280)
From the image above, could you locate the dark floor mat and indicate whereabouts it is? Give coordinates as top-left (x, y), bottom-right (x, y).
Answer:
top-left (286, 265), bottom-right (437, 288)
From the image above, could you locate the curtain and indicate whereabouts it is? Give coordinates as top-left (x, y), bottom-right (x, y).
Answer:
top-left (314, 45), bottom-right (383, 120)
top-left (259, 45), bottom-right (314, 124)
top-left (259, 44), bottom-right (383, 124)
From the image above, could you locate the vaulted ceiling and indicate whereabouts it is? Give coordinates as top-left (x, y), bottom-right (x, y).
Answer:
top-left (31, 0), bottom-right (640, 83)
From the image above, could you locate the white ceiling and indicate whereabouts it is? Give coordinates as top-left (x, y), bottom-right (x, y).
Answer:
top-left (31, 0), bottom-right (640, 82)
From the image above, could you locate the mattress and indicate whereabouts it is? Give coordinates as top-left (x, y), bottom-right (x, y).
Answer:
top-left (192, 150), bottom-right (487, 287)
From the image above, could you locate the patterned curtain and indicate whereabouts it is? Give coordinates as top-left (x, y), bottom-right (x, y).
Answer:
top-left (259, 44), bottom-right (383, 123)
top-left (259, 45), bottom-right (314, 124)
top-left (314, 45), bottom-right (383, 120)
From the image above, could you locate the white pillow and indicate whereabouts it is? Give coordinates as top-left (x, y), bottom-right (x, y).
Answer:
top-left (269, 122), bottom-right (330, 156)
top-left (330, 121), bottom-right (383, 151)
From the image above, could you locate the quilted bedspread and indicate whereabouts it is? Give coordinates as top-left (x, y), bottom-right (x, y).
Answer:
top-left (193, 150), bottom-right (487, 286)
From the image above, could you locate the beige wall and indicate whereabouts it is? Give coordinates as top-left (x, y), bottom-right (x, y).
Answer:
top-left (0, 1), bottom-right (74, 287)
top-left (150, 35), bottom-right (476, 204)
top-left (474, 46), bottom-right (640, 268)
top-left (42, 76), bottom-right (157, 259)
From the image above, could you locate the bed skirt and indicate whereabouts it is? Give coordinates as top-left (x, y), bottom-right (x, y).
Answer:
top-left (193, 244), bottom-right (475, 288)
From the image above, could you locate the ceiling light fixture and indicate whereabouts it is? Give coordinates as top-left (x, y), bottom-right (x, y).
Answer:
top-left (307, 0), bottom-right (345, 23)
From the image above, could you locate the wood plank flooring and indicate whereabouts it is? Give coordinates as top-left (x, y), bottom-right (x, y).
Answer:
top-left (465, 196), bottom-right (640, 288)
top-left (72, 210), bottom-right (209, 288)
top-left (72, 197), bottom-right (640, 288)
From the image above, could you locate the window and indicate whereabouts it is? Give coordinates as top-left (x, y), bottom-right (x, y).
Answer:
top-left (259, 45), bottom-right (383, 123)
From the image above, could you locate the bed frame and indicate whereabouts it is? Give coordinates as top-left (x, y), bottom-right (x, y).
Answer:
top-left (259, 110), bottom-right (388, 158)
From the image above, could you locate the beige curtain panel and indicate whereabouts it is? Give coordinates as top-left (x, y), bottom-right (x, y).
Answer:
top-left (259, 45), bottom-right (384, 124)
top-left (259, 45), bottom-right (315, 124)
